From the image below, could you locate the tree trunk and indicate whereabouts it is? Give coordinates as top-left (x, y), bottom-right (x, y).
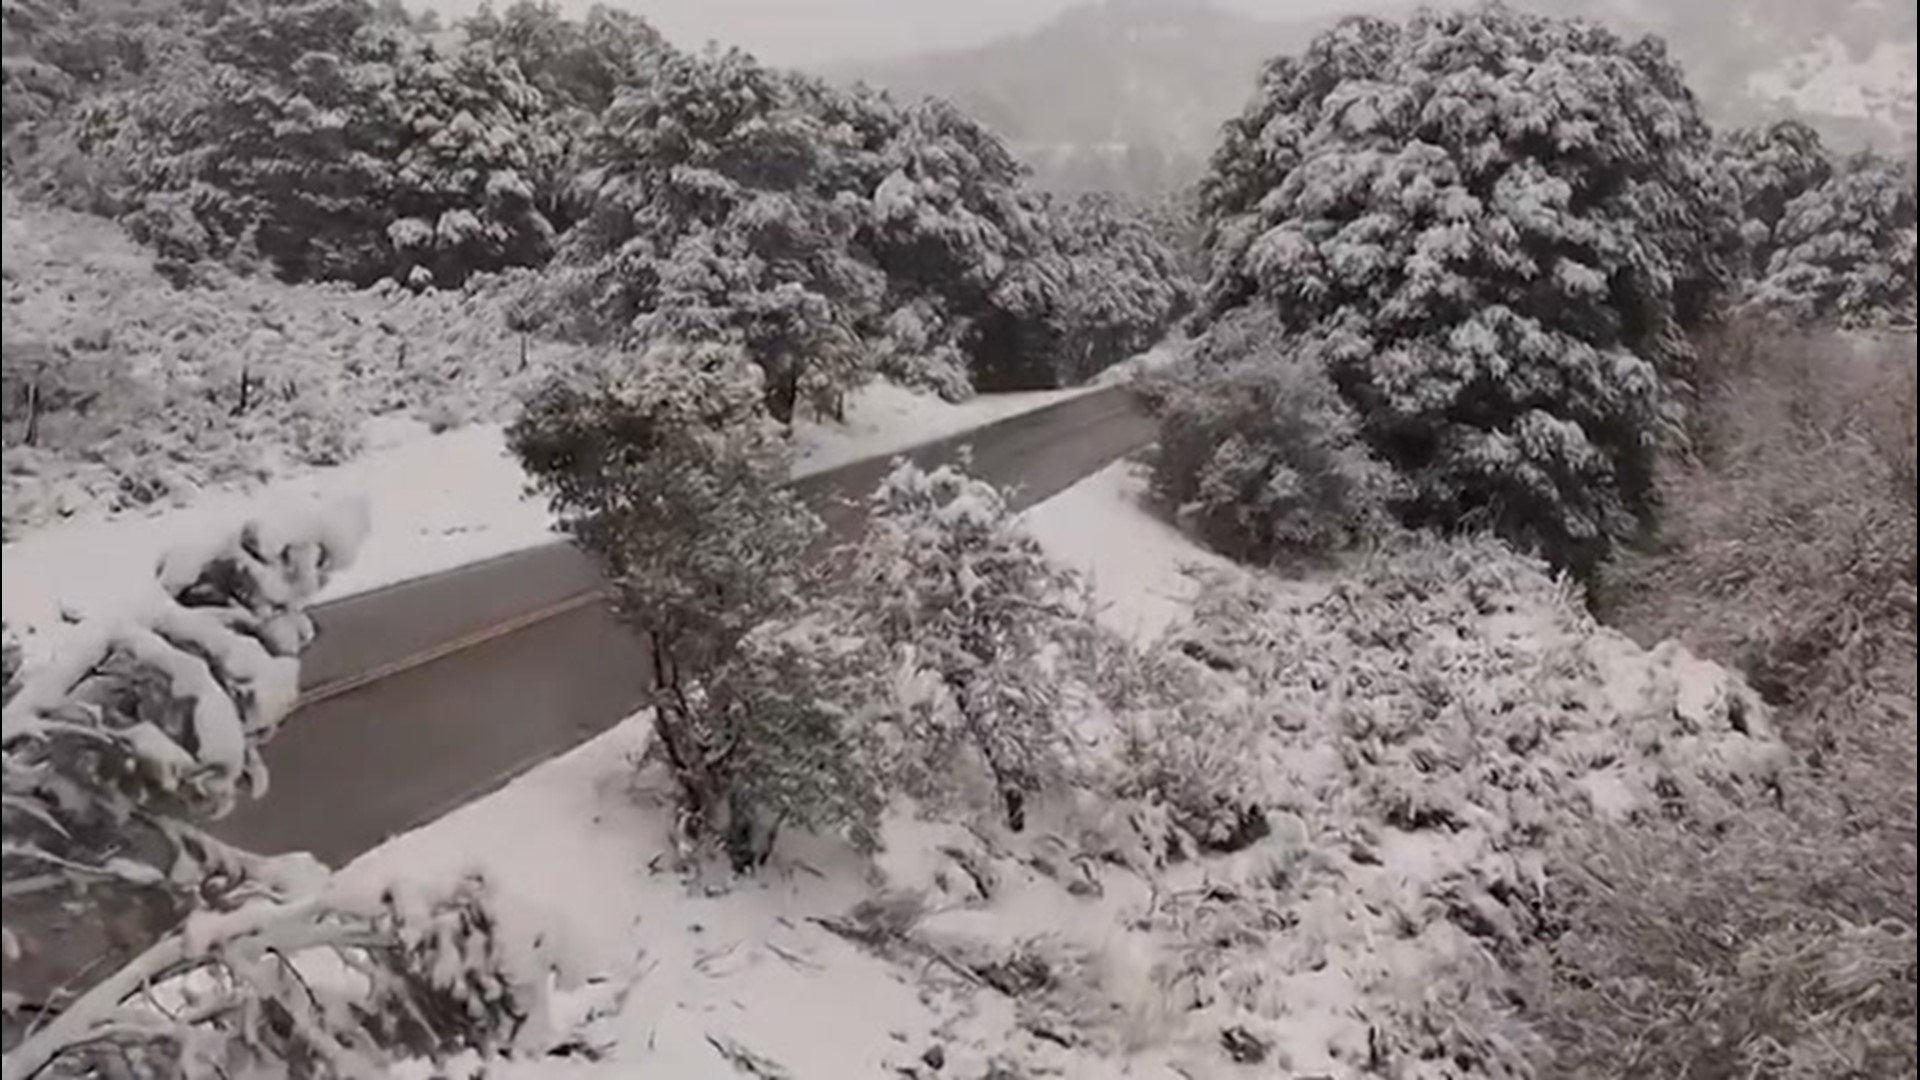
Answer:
top-left (765, 369), bottom-right (800, 426)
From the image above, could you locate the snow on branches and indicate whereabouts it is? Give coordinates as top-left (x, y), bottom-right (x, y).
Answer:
top-left (839, 458), bottom-right (1089, 832)
top-left (1193, 5), bottom-right (1736, 577)
top-left (1719, 120), bottom-right (1916, 327)
top-left (2, 494), bottom-right (371, 905)
top-left (1753, 149), bottom-right (1917, 328)
top-left (1, 495), bottom-right (565, 1080)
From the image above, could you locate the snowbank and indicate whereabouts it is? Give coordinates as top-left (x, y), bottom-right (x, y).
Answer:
top-left (338, 715), bottom-right (1153, 1079)
top-left (1021, 459), bottom-right (1239, 641)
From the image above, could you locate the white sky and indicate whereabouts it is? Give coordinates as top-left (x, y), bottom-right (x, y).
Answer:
top-left (421, 0), bottom-right (1370, 68)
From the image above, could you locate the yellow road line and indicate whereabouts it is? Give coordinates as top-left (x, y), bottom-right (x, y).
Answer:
top-left (291, 394), bottom-right (1150, 711)
top-left (295, 587), bottom-right (611, 710)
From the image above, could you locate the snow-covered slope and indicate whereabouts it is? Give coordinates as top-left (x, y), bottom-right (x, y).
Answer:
top-left (336, 461), bottom-right (1783, 1079)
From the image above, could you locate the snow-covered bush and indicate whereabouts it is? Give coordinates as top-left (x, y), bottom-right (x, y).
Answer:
top-left (461, 0), bottom-right (662, 115)
top-left (1194, 6), bottom-right (1736, 577)
top-left (1719, 119), bottom-right (1836, 278)
top-left (1, 496), bottom-right (564, 1078)
top-left (837, 459), bottom-right (1088, 832)
top-left (690, 614), bottom-right (888, 864)
top-left (1122, 532), bottom-right (1786, 1075)
top-left (1752, 149), bottom-right (1917, 328)
top-left (509, 344), bottom-right (849, 867)
top-left (1104, 642), bottom-right (1272, 857)
top-left (1150, 308), bottom-right (1396, 564)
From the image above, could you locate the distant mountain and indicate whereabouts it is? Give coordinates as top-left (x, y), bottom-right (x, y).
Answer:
top-left (821, 0), bottom-right (1915, 200)
top-left (820, 0), bottom-right (1356, 197)
top-left (1540, 0), bottom-right (1916, 154)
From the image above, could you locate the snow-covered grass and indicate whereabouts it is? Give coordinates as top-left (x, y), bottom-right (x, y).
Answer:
top-left (1528, 324), bottom-right (1918, 1079)
top-left (330, 459), bottom-right (1786, 1079)
top-left (1, 187), bottom-right (596, 534)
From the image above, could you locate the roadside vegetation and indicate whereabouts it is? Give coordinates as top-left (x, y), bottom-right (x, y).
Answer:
top-left (2, 0), bottom-right (1914, 1076)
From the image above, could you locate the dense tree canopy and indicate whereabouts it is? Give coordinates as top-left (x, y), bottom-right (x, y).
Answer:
top-left (545, 46), bottom-right (1185, 417)
top-left (7, 0), bottom-right (1188, 409)
top-left (1192, 5), bottom-right (1736, 575)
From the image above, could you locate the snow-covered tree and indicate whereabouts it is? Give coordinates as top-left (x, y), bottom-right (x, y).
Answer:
top-left (1151, 308), bottom-right (1397, 564)
top-left (508, 344), bottom-right (875, 868)
top-left (1051, 191), bottom-right (1192, 385)
top-left (461, 0), bottom-right (661, 115)
top-left (838, 459), bottom-right (1086, 832)
top-left (34, 0), bottom-right (570, 287)
top-left (545, 45), bottom-right (1183, 414)
top-left (1719, 119), bottom-right (1835, 277)
top-left (549, 47), bottom-right (887, 422)
top-left (1753, 148), bottom-right (1917, 327)
top-left (1, 496), bottom-right (562, 1079)
top-left (1194, 5), bottom-right (1737, 576)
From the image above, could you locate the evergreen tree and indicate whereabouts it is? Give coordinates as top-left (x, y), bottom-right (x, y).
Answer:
top-left (1194, 5), bottom-right (1735, 576)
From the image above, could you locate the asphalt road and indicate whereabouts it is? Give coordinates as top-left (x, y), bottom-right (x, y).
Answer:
top-left (213, 384), bottom-right (1157, 864)
top-left (5, 384), bottom-right (1154, 1005)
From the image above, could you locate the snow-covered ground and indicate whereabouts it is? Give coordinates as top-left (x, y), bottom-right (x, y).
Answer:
top-left (0, 382), bottom-right (1090, 660)
top-left (1023, 456), bottom-right (1238, 641)
top-left (330, 461), bottom-right (1782, 1079)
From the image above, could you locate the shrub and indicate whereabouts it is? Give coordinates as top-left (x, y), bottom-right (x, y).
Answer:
top-left (1193, 6), bottom-right (1736, 577)
top-left (1150, 309), bottom-right (1395, 564)
top-left (508, 343), bottom-right (856, 868)
top-left (837, 459), bottom-right (1090, 831)
top-left (2, 496), bottom-right (565, 1077)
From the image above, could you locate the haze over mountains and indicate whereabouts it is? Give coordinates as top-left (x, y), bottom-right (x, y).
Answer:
top-left (826, 0), bottom-right (1918, 196)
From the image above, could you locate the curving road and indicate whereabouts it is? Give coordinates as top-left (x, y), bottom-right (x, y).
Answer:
top-left (6, 384), bottom-right (1154, 1005)
top-left (212, 384), bottom-right (1157, 865)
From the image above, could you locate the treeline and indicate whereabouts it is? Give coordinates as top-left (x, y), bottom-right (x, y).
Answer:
top-left (1, 0), bottom-right (1191, 418)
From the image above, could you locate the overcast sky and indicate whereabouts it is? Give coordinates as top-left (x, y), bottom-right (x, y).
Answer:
top-left (422, 0), bottom-right (1368, 68)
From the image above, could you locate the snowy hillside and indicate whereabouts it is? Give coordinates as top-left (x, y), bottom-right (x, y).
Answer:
top-left (0, 190), bottom-right (1091, 543)
top-left (331, 461), bottom-right (1782, 1079)
top-left (1544, 0), bottom-right (1918, 149)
